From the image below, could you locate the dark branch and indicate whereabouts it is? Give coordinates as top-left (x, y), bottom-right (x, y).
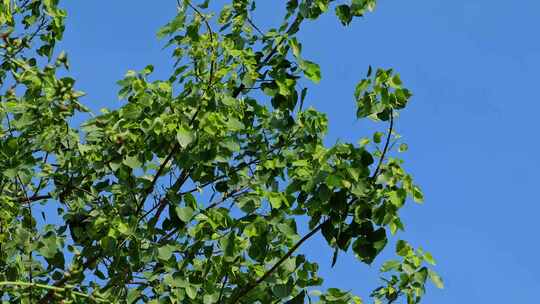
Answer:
top-left (218, 273), bottom-right (229, 303)
top-left (136, 143), bottom-right (181, 214)
top-left (372, 111), bottom-right (394, 179)
top-left (229, 219), bottom-right (328, 303)
top-left (16, 194), bottom-right (52, 204)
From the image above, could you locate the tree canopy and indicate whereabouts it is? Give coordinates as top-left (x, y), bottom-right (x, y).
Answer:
top-left (0, 0), bottom-right (442, 303)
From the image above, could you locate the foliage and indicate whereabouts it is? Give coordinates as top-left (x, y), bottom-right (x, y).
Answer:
top-left (0, 0), bottom-right (442, 303)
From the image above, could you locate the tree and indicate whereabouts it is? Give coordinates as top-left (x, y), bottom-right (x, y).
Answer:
top-left (0, 0), bottom-right (443, 303)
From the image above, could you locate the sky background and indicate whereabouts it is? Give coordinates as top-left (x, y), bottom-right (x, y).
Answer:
top-left (58, 1), bottom-right (540, 303)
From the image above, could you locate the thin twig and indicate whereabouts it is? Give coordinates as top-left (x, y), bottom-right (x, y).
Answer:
top-left (136, 144), bottom-right (180, 214)
top-left (232, 14), bottom-right (303, 98)
top-left (28, 152), bottom-right (50, 201)
top-left (142, 168), bottom-right (190, 226)
top-left (16, 175), bottom-right (34, 303)
top-left (16, 194), bottom-right (52, 204)
top-left (246, 16), bottom-right (265, 36)
top-left (372, 111), bottom-right (394, 179)
top-left (217, 273), bottom-right (229, 303)
top-left (184, 0), bottom-right (216, 90)
top-left (179, 159), bottom-right (260, 195)
top-left (8, 16), bottom-right (47, 60)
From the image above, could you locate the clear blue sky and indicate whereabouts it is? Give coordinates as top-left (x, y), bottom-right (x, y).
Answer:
top-left (58, 1), bottom-right (540, 303)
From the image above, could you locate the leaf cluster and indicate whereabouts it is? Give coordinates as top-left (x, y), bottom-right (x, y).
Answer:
top-left (0, 1), bottom-right (442, 303)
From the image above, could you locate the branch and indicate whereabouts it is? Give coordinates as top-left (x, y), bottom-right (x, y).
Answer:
top-left (203, 188), bottom-right (249, 211)
top-left (15, 175), bottom-right (34, 301)
top-left (16, 181), bottom-right (99, 205)
top-left (386, 288), bottom-right (403, 304)
top-left (217, 273), bottom-right (229, 303)
top-left (179, 159), bottom-right (260, 196)
top-left (246, 16), bottom-right (265, 36)
top-left (229, 219), bottom-right (328, 303)
top-left (372, 111), bottom-right (394, 179)
top-left (184, 0), bottom-right (216, 90)
top-left (136, 144), bottom-right (181, 213)
top-left (156, 186), bottom-right (249, 245)
top-left (32, 152), bottom-right (49, 197)
top-left (141, 168), bottom-right (190, 226)
top-left (232, 14), bottom-right (304, 98)
top-left (0, 281), bottom-right (107, 303)
top-left (16, 194), bottom-right (52, 204)
top-left (137, 0), bottom-right (220, 215)
top-left (37, 256), bottom-right (98, 304)
top-left (7, 16), bottom-right (47, 59)
top-left (184, 1), bottom-right (215, 44)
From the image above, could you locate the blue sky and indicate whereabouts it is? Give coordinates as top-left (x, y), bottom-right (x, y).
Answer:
top-left (59, 1), bottom-right (540, 303)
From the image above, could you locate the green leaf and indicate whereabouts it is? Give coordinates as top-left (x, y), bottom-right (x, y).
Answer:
top-left (117, 221), bottom-right (131, 235)
top-left (39, 236), bottom-right (59, 259)
top-left (222, 96), bottom-right (236, 106)
top-left (185, 284), bottom-right (198, 299)
top-left (177, 126), bottom-right (194, 148)
top-left (268, 193), bottom-right (284, 209)
top-left (285, 290), bottom-right (305, 304)
top-left (127, 288), bottom-right (142, 303)
top-left (388, 189), bottom-right (406, 207)
top-left (428, 269), bottom-right (444, 289)
top-left (203, 293), bottom-right (219, 304)
top-left (423, 251), bottom-right (437, 265)
top-left (277, 222), bottom-right (297, 239)
top-left (352, 227), bottom-right (387, 264)
top-left (358, 137), bottom-right (370, 147)
top-left (390, 74), bottom-right (402, 87)
top-left (142, 64), bottom-right (154, 75)
top-left (289, 37), bottom-right (302, 58)
top-left (335, 5), bottom-right (352, 25)
top-left (380, 260), bottom-right (401, 272)
top-left (158, 244), bottom-right (175, 260)
top-left (3, 168), bottom-right (17, 178)
top-left (157, 81), bottom-right (172, 93)
top-left (100, 236), bottom-right (117, 254)
top-left (352, 295), bottom-right (363, 304)
top-left (396, 240), bottom-right (412, 257)
top-left (398, 143), bottom-right (408, 152)
top-left (412, 185), bottom-right (424, 203)
top-left (326, 174), bottom-right (343, 188)
top-left (175, 206), bottom-right (194, 222)
top-left (123, 155), bottom-right (141, 169)
top-left (373, 131), bottom-right (383, 143)
top-left (220, 232), bottom-right (235, 258)
top-left (300, 60), bottom-right (322, 83)
top-left (226, 118), bottom-right (245, 131)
